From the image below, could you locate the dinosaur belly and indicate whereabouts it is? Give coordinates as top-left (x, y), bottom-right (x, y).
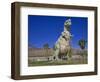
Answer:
top-left (60, 45), bottom-right (67, 54)
top-left (59, 38), bottom-right (69, 54)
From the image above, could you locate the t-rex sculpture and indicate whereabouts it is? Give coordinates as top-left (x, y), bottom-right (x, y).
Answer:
top-left (53, 19), bottom-right (72, 61)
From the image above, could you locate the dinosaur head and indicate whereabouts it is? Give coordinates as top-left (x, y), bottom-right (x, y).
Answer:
top-left (64, 19), bottom-right (71, 31)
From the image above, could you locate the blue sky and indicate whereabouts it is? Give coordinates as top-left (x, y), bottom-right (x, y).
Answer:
top-left (28, 15), bottom-right (88, 49)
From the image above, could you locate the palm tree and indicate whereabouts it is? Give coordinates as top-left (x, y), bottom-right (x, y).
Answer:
top-left (78, 39), bottom-right (87, 63)
top-left (78, 39), bottom-right (87, 50)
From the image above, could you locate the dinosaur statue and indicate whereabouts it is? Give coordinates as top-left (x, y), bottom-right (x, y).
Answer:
top-left (53, 19), bottom-right (72, 61)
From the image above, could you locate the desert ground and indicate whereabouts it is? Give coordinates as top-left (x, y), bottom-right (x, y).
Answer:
top-left (28, 48), bottom-right (87, 66)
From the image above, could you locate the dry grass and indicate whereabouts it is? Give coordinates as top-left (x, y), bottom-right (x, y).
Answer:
top-left (28, 54), bottom-right (87, 66)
